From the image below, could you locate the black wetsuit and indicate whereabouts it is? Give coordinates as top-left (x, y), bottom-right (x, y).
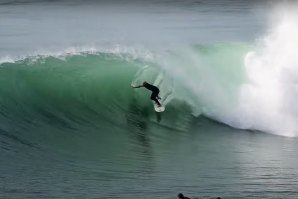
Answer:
top-left (144, 83), bottom-right (161, 106)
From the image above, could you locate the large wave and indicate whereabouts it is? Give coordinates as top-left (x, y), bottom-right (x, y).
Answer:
top-left (1, 5), bottom-right (298, 139)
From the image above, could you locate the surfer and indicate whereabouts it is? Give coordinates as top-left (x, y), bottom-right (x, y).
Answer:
top-left (132, 81), bottom-right (161, 107)
top-left (177, 193), bottom-right (191, 199)
top-left (178, 193), bottom-right (220, 199)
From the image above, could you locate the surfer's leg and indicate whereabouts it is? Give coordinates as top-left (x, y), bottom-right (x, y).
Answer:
top-left (151, 92), bottom-right (161, 106)
top-left (153, 98), bottom-right (161, 106)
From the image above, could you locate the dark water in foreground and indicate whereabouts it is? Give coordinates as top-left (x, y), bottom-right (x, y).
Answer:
top-left (2, 116), bottom-right (298, 199)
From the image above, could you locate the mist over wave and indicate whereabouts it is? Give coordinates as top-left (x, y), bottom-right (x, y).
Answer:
top-left (236, 5), bottom-right (298, 137)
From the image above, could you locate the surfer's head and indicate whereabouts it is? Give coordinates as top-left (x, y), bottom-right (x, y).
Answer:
top-left (142, 81), bottom-right (148, 86)
top-left (177, 193), bottom-right (184, 199)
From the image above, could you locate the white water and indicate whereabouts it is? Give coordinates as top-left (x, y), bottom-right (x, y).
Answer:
top-left (237, 5), bottom-right (298, 137)
top-left (151, 4), bottom-right (298, 137)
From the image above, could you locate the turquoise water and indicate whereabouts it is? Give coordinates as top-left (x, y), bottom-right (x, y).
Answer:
top-left (1, 0), bottom-right (298, 198)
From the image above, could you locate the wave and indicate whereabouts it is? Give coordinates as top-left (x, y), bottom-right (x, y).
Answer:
top-left (1, 19), bottom-right (298, 140)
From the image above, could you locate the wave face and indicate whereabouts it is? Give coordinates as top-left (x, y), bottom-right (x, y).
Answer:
top-left (0, 50), bottom-right (199, 149)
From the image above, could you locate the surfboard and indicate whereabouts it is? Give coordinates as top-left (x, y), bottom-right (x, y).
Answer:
top-left (153, 102), bottom-right (165, 112)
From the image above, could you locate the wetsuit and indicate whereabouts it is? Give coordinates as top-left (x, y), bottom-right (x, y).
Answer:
top-left (143, 83), bottom-right (161, 106)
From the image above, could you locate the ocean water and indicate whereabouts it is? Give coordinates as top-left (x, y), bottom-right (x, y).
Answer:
top-left (1, 0), bottom-right (298, 198)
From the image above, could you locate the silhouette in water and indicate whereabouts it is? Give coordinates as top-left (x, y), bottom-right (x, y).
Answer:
top-left (132, 81), bottom-right (161, 106)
